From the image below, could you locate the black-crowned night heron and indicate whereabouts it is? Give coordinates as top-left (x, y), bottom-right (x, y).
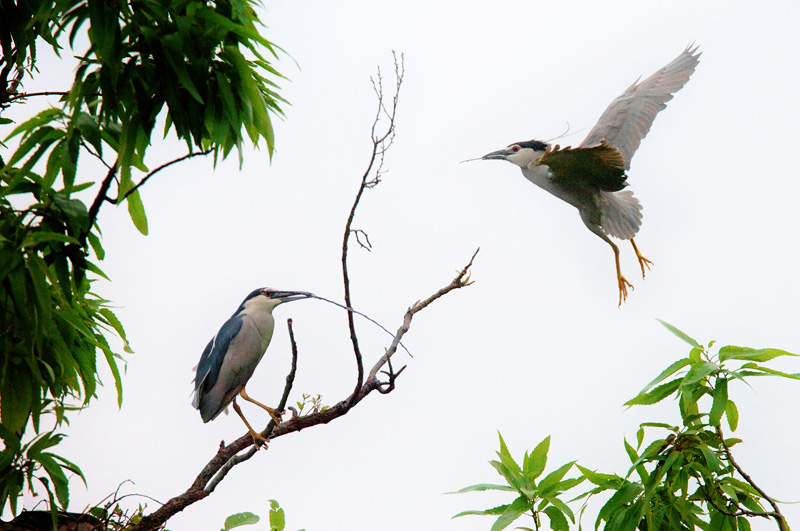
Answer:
top-left (192, 288), bottom-right (312, 447)
top-left (478, 46), bottom-right (700, 305)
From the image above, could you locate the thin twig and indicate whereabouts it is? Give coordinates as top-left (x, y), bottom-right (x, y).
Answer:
top-left (116, 149), bottom-right (213, 203)
top-left (203, 319), bottom-right (300, 493)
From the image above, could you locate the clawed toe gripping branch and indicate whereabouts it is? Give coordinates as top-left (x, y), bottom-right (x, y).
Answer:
top-left (128, 53), bottom-right (476, 531)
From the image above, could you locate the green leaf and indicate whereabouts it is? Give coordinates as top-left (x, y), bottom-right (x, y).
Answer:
top-left (709, 377), bottom-right (728, 426)
top-left (36, 454), bottom-right (70, 508)
top-left (223, 512), bottom-right (260, 530)
top-left (86, 231), bottom-right (105, 260)
top-left (526, 436), bottom-right (550, 481)
top-left (126, 188), bottom-right (149, 235)
top-left (699, 446), bottom-right (722, 473)
top-left (718, 346), bottom-right (798, 362)
top-left (539, 461), bottom-right (576, 494)
top-left (681, 361), bottom-right (720, 387)
top-left (449, 483), bottom-right (516, 494)
top-left (625, 378), bottom-right (681, 406)
top-left (725, 400), bottom-right (739, 431)
top-left (543, 505), bottom-right (570, 531)
top-left (633, 358), bottom-right (692, 398)
top-left (74, 112), bottom-right (103, 155)
top-left (657, 319), bottom-right (700, 347)
top-left (491, 495), bottom-right (531, 531)
top-left (21, 231), bottom-right (80, 248)
top-left (596, 482), bottom-right (643, 528)
top-left (268, 504), bottom-right (284, 531)
top-left (497, 432), bottom-right (523, 478)
top-left (453, 505), bottom-right (509, 518)
top-left (742, 365), bottom-right (800, 380)
top-left (574, 465), bottom-right (619, 487)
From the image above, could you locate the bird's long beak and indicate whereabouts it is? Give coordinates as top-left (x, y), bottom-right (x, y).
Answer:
top-left (270, 290), bottom-right (315, 303)
top-left (480, 148), bottom-right (511, 161)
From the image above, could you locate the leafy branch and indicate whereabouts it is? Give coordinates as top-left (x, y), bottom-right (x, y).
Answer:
top-left (454, 322), bottom-right (797, 531)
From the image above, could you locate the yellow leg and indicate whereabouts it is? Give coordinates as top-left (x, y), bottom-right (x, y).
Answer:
top-left (611, 241), bottom-right (632, 307)
top-left (630, 239), bottom-right (653, 279)
top-left (231, 398), bottom-right (269, 449)
top-left (239, 388), bottom-right (283, 425)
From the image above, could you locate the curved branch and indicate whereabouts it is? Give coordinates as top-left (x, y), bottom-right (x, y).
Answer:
top-left (128, 251), bottom-right (477, 531)
top-left (341, 52), bottom-right (405, 407)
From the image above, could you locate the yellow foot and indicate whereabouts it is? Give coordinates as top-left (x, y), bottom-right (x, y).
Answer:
top-left (248, 428), bottom-right (270, 450)
top-left (266, 408), bottom-right (283, 425)
top-left (630, 239), bottom-right (653, 278)
top-left (618, 275), bottom-right (633, 307)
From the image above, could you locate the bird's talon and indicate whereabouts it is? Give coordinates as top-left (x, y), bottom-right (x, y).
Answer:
top-left (618, 275), bottom-right (633, 306)
top-left (250, 430), bottom-right (270, 449)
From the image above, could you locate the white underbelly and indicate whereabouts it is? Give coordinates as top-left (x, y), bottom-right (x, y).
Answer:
top-left (520, 164), bottom-right (583, 210)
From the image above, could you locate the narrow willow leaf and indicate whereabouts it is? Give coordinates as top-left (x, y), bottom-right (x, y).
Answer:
top-left (681, 361), bottom-right (720, 387)
top-left (709, 377), bottom-right (728, 426)
top-left (574, 465), bottom-right (619, 487)
top-left (539, 461), bottom-right (576, 493)
top-left (718, 346), bottom-right (798, 362)
top-left (633, 358), bottom-right (692, 397)
top-left (725, 400), bottom-right (739, 431)
top-left (656, 319), bottom-right (700, 347)
top-left (625, 378), bottom-right (681, 406)
top-left (448, 483), bottom-right (516, 494)
top-left (126, 188), bottom-right (149, 235)
top-left (543, 505), bottom-right (570, 531)
top-left (453, 504), bottom-right (509, 518)
top-left (491, 496), bottom-right (531, 531)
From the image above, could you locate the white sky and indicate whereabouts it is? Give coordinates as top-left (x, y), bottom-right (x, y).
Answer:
top-left (6, 1), bottom-right (800, 530)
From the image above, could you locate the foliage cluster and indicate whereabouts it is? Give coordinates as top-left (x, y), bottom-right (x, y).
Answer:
top-left (0, 0), bottom-right (286, 517)
top-left (455, 322), bottom-right (797, 531)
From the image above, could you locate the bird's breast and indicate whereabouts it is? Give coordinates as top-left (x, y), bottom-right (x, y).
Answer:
top-left (521, 164), bottom-right (585, 210)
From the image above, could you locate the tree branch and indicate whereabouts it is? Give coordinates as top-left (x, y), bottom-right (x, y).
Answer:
top-left (128, 250), bottom-right (475, 531)
top-left (114, 149), bottom-right (213, 204)
top-left (341, 52), bottom-right (405, 408)
top-left (716, 427), bottom-right (787, 531)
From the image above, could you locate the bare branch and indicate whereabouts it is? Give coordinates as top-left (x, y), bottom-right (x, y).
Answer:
top-left (341, 52), bottom-right (405, 407)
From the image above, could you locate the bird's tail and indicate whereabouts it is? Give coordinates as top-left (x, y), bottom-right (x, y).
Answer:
top-left (598, 190), bottom-right (643, 240)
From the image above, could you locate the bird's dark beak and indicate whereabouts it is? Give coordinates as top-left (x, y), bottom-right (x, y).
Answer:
top-left (271, 290), bottom-right (315, 303)
top-left (481, 148), bottom-right (510, 161)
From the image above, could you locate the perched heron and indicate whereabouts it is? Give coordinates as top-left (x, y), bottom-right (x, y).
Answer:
top-left (478, 46), bottom-right (700, 305)
top-left (192, 288), bottom-right (312, 447)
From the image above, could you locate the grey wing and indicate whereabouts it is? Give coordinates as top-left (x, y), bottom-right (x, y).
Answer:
top-left (580, 45), bottom-right (701, 169)
top-left (192, 315), bottom-right (243, 407)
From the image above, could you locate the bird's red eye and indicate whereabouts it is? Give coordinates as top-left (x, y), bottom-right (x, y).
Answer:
top-left (510, 145), bottom-right (520, 152)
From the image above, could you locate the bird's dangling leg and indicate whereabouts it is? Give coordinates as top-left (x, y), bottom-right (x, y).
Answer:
top-left (630, 239), bottom-right (653, 278)
top-left (239, 388), bottom-right (283, 425)
top-left (232, 398), bottom-right (270, 449)
top-left (609, 240), bottom-right (632, 306)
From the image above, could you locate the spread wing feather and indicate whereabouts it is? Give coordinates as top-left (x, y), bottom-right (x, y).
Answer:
top-left (580, 45), bottom-right (701, 169)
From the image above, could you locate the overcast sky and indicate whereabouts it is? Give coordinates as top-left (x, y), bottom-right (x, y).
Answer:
top-left (7, 1), bottom-right (800, 530)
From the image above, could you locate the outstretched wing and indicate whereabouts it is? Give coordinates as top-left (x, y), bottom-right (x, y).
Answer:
top-left (580, 46), bottom-right (701, 169)
top-left (540, 142), bottom-right (627, 192)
